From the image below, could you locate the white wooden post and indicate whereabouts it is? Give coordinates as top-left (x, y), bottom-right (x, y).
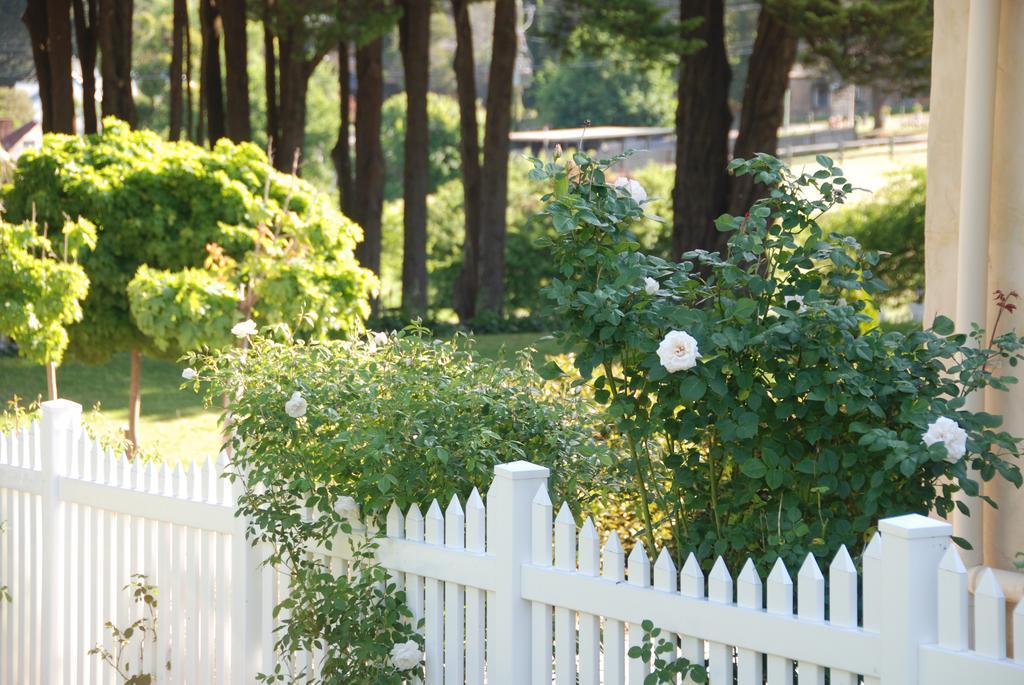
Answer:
top-left (230, 474), bottom-right (263, 683)
top-left (878, 513), bottom-right (951, 685)
top-left (40, 399), bottom-right (82, 685)
top-left (486, 460), bottom-right (549, 685)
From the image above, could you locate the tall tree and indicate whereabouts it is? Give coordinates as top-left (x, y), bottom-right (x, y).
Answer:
top-left (221, 0), bottom-right (251, 141)
top-left (331, 42), bottom-right (355, 216)
top-left (98, 0), bottom-right (135, 125)
top-left (168, 0), bottom-right (188, 140)
top-left (353, 37), bottom-right (385, 278)
top-left (23, 0), bottom-right (76, 134)
top-left (262, 0), bottom-right (279, 152)
top-left (476, 0), bottom-right (517, 316)
top-left (398, 0), bottom-right (430, 317)
top-left (199, 0), bottom-right (225, 143)
top-left (450, 0), bottom-right (482, 322)
top-left (71, 0), bottom-right (99, 134)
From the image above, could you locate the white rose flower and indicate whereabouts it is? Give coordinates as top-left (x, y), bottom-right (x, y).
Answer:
top-left (657, 330), bottom-right (701, 373)
top-left (231, 319), bottom-right (258, 338)
top-left (784, 294), bottom-right (807, 313)
top-left (181, 368), bottom-right (198, 380)
top-left (644, 277), bottom-right (659, 295)
top-left (922, 416), bottom-right (968, 461)
top-left (389, 639), bottom-right (422, 671)
top-left (373, 331), bottom-right (389, 347)
top-left (335, 495), bottom-right (360, 521)
top-left (284, 391), bottom-right (308, 419)
top-left (27, 312), bottom-right (40, 330)
top-left (613, 176), bottom-right (648, 204)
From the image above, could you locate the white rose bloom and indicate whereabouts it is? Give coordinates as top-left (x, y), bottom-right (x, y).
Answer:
top-left (644, 277), bottom-right (659, 295)
top-left (27, 312), bottom-right (40, 330)
top-left (335, 495), bottom-right (360, 521)
top-left (389, 640), bottom-right (422, 671)
top-left (657, 330), bottom-right (701, 373)
top-left (784, 294), bottom-right (807, 313)
top-left (613, 176), bottom-right (648, 204)
top-left (922, 416), bottom-right (968, 461)
top-left (284, 391), bottom-right (308, 419)
top-left (181, 367), bottom-right (198, 380)
top-left (373, 331), bottom-right (389, 347)
top-left (231, 319), bottom-right (258, 338)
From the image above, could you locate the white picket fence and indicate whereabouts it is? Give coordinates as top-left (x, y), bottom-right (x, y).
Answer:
top-left (1, 399), bottom-right (1023, 684)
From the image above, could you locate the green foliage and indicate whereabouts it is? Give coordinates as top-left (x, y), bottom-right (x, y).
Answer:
top-left (528, 49), bottom-right (675, 129)
top-left (257, 540), bottom-right (423, 684)
top-left (2, 119), bottom-right (373, 362)
top-left (823, 166), bottom-right (925, 299)
top-left (88, 574), bottom-right (162, 685)
top-left (185, 327), bottom-right (606, 678)
top-left (628, 620), bottom-right (707, 684)
top-left (380, 93), bottom-right (464, 201)
top-left (0, 217), bottom-right (95, 365)
top-left (186, 327), bottom-right (606, 517)
top-left (535, 150), bottom-right (1024, 571)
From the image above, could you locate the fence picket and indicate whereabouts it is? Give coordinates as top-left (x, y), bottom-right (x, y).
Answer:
top-left (862, 533), bottom-right (881, 685)
top-left (828, 546), bottom-right (858, 685)
top-left (444, 495), bottom-right (466, 685)
top-left (627, 542), bottom-right (652, 683)
top-left (601, 532), bottom-right (626, 685)
top-left (530, 486), bottom-right (553, 685)
top-left (653, 547), bottom-right (679, 669)
top-left (937, 545), bottom-right (968, 651)
top-left (708, 557), bottom-right (735, 684)
top-left (554, 502), bottom-right (577, 685)
top-left (974, 568), bottom-right (1006, 659)
top-left (405, 503), bottom-right (426, 685)
top-left (679, 553), bottom-right (706, 685)
top-left (766, 558), bottom-right (794, 685)
top-left (797, 554), bottom-right (825, 685)
top-left (465, 488), bottom-right (486, 684)
top-left (424, 500), bottom-right (445, 685)
top-left (737, 559), bottom-right (764, 685)
top-left (1014, 596), bottom-right (1024, 665)
top-left (577, 518), bottom-right (600, 685)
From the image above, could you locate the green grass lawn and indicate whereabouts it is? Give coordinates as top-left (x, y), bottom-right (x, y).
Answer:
top-left (0, 331), bottom-right (562, 464)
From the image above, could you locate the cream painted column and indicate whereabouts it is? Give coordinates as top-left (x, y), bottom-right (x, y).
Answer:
top-left (952, 0), bottom-right (1001, 567)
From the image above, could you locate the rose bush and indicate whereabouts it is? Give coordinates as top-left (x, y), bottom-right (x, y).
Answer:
top-left (535, 150), bottom-right (1024, 570)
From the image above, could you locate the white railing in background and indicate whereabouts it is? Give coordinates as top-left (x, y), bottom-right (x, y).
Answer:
top-left (1, 399), bottom-right (1022, 684)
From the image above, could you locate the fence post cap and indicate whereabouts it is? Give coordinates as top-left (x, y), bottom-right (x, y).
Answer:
top-left (878, 513), bottom-right (952, 539)
top-left (493, 460), bottom-right (550, 480)
top-left (41, 398), bottom-right (83, 416)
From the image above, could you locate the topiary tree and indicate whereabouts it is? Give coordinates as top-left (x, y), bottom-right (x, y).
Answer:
top-left (1, 119), bottom-right (374, 449)
top-left (0, 217), bottom-right (95, 399)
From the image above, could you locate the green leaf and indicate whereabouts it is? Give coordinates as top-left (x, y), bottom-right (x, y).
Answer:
top-left (932, 315), bottom-right (955, 336)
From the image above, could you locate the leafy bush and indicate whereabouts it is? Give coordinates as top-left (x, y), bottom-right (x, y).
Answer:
top-left (0, 217), bottom-right (94, 365)
top-left (823, 165), bottom-right (925, 300)
top-left (1, 119), bottom-right (372, 363)
top-left (535, 150), bottom-right (1023, 570)
top-left (184, 326), bottom-right (606, 677)
top-left (381, 92), bottom-right (464, 201)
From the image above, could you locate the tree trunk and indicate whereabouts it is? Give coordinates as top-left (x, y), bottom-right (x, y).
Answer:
top-left (221, 0), bottom-right (251, 142)
top-left (871, 87), bottom-right (888, 131)
top-left (23, 1), bottom-right (55, 132)
top-left (399, 0), bottom-right (430, 317)
top-left (24, 0), bottom-right (76, 134)
top-left (98, 0), bottom-right (135, 125)
top-left (168, 0), bottom-right (186, 140)
top-left (71, 0), bottom-right (98, 134)
top-left (262, 0), bottom-right (279, 152)
top-left (200, 0), bottom-right (225, 144)
top-left (354, 37), bottom-right (385, 279)
top-left (451, 0), bottom-right (482, 322)
top-left (184, 0), bottom-right (194, 140)
top-left (727, 5), bottom-right (798, 216)
top-left (274, 29), bottom-right (309, 172)
top-left (331, 41), bottom-right (355, 216)
top-left (477, 0), bottom-right (517, 316)
top-left (46, 362), bottom-right (58, 401)
top-left (126, 348), bottom-right (142, 456)
top-left (672, 0), bottom-right (731, 260)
